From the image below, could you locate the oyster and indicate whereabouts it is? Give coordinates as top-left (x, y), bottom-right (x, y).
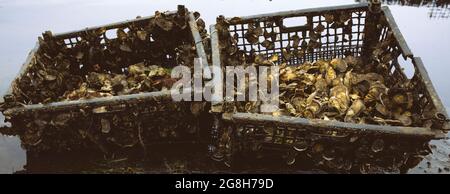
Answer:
top-left (324, 13), bottom-right (335, 24)
top-left (101, 118), bottom-right (111, 134)
top-left (312, 143), bottom-right (324, 154)
top-left (364, 81), bottom-right (388, 104)
top-left (280, 66), bottom-right (298, 82)
top-left (304, 99), bottom-right (322, 119)
top-left (330, 58), bottom-right (348, 73)
top-left (154, 11), bottom-right (174, 31)
top-left (325, 66), bottom-right (337, 86)
top-left (371, 139), bottom-right (384, 153)
top-left (291, 35), bottom-right (301, 48)
top-left (261, 39), bottom-right (275, 49)
top-left (345, 99), bottom-right (365, 122)
top-left (282, 48), bottom-right (293, 62)
top-left (314, 23), bottom-right (325, 33)
top-left (293, 140), bottom-right (309, 152)
top-left (329, 84), bottom-right (350, 115)
top-left (244, 23), bottom-right (262, 45)
top-left (129, 62), bottom-right (148, 76)
top-left (314, 74), bottom-right (328, 93)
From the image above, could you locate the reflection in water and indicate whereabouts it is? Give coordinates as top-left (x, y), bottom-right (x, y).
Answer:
top-left (429, 3), bottom-right (450, 18)
top-left (20, 145), bottom-right (330, 174)
top-left (356, 0), bottom-right (450, 19)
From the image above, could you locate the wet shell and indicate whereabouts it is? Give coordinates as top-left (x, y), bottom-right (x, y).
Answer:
top-left (315, 74), bottom-right (328, 93)
top-left (393, 93), bottom-right (407, 105)
top-left (261, 39), bottom-right (275, 49)
top-left (329, 84), bottom-right (350, 115)
top-left (154, 12), bottom-right (174, 31)
top-left (52, 113), bottom-right (72, 127)
top-left (286, 151), bottom-right (297, 165)
top-left (190, 102), bottom-right (205, 116)
top-left (325, 66), bottom-right (337, 86)
top-left (375, 103), bottom-right (390, 117)
top-left (344, 55), bottom-right (360, 66)
top-left (282, 48), bottom-right (293, 61)
top-left (101, 118), bottom-right (111, 134)
top-left (345, 99), bottom-right (365, 122)
top-left (136, 30), bottom-right (147, 41)
top-left (245, 32), bottom-right (259, 45)
top-left (330, 58), bottom-right (348, 73)
top-left (302, 73), bottom-right (316, 86)
top-left (294, 140), bottom-right (309, 152)
top-left (398, 112), bottom-right (413, 126)
top-left (343, 71), bottom-right (354, 88)
top-left (254, 54), bottom-right (272, 66)
top-left (305, 99), bottom-right (322, 119)
top-left (291, 35), bottom-right (301, 48)
top-left (364, 82), bottom-right (388, 104)
top-left (371, 139), bottom-right (384, 153)
top-left (312, 143), bottom-right (324, 153)
top-left (314, 23), bottom-right (325, 33)
top-left (280, 66), bottom-right (298, 82)
top-left (128, 62), bottom-right (148, 76)
top-left (324, 13), bottom-right (335, 24)
top-left (322, 149), bottom-right (336, 161)
top-left (285, 103), bottom-right (297, 116)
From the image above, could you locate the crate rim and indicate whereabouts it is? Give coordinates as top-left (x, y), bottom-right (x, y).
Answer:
top-left (218, 3), bottom-right (413, 59)
top-left (224, 112), bottom-right (446, 139)
top-left (210, 4), bottom-right (449, 138)
top-left (1, 8), bottom-right (210, 116)
top-left (223, 3), bottom-right (369, 24)
top-left (52, 10), bottom-right (177, 39)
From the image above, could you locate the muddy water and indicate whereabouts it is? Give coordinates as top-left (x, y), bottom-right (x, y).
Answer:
top-left (0, 0), bottom-right (449, 174)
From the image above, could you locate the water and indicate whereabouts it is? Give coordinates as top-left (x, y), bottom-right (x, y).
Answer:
top-left (0, 0), bottom-right (449, 174)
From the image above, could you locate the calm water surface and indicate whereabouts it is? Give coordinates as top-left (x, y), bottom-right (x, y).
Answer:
top-left (0, 0), bottom-right (449, 174)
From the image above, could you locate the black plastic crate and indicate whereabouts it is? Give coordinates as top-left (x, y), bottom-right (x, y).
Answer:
top-left (0, 6), bottom-right (211, 155)
top-left (210, 2), bottom-right (449, 172)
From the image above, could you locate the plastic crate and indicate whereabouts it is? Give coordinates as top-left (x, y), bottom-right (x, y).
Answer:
top-left (0, 5), bottom-right (211, 155)
top-left (210, 2), bottom-right (449, 172)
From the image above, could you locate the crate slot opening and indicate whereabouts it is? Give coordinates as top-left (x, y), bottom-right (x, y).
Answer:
top-left (105, 29), bottom-right (117, 40)
top-left (282, 16), bottom-right (308, 29)
top-left (398, 56), bottom-right (415, 79)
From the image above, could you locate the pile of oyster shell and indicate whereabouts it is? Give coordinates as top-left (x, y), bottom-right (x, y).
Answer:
top-left (232, 54), bottom-right (425, 128)
top-left (215, 11), bottom-right (433, 128)
top-left (63, 63), bottom-right (175, 101)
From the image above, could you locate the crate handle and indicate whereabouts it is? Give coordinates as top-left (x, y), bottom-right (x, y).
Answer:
top-left (280, 16), bottom-right (309, 33)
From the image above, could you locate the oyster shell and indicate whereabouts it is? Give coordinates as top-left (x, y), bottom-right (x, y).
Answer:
top-left (330, 58), bottom-right (348, 73)
top-left (329, 84), bottom-right (350, 115)
top-left (345, 99), bottom-right (365, 122)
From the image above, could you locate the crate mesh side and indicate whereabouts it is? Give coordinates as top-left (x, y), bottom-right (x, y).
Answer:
top-left (225, 10), bottom-right (367, 65)
top-left (376, 14), bottom-right (436, 118)
top-left (9, 100), bottom-right (206, 153)
top-left (57, 18), bottom-right (193, 73)
top-left (223, 121), bottom-right (430, 173)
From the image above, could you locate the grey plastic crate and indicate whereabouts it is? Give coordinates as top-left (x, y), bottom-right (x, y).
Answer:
top-left (210, 2), bottom-right (449, 172)
top-left (0, 6), bottom-right (211, 155)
